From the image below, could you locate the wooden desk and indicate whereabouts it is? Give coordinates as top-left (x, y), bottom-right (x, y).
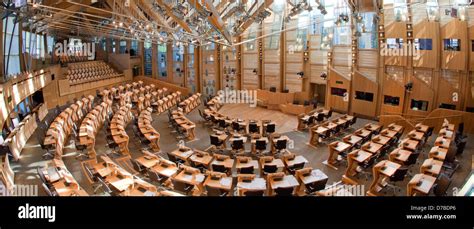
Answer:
top-left (260, 158), bottom-right (285, 173)
top-left (355, 129), bottom-right (372, 139)
top-left (106, 176), bottom-right (134, 192)
top-left (415, 124), bottom-right (429, 133)
top-left (407, 174), bottom-right (436, 196)
top-left (407, 130), bottom-right (425, 142)
top-left (173, 170), bottom-right (206, 187)
top-left (204, 176), bottom-right (233, 192)
top-left (283, 155), bottom-right (308, 168)
top-left (368, 160), bottom-right (401, 194)
top-left (237, 177), bottom-right (267, 195)
top-left (429, 146), bottom-right (448, 161)
top-left (345, 150), bottom-right (373, 177)
top-left (389, 148), bottom-right (412, 164)
top-left (434, 136), bottom-right (451, 149)
top-left (421, 158), bottom-right (443, 177)
top-left (362, 142), bottom-right (384, 155)
top-left (171, 148), bottom-right (195, 161)
top-left (297, 169), bottom-right (328, 186)
top-left (135, 156), bottom-right (160, 169)
top-left (365, 123), bottom-right (382, 133)
top-left (189, 152), bottom-right (214, 168)
top-left (268, 174), bottom-right (299, 195)
top-left (211, 157), bottom-right (235, 171)
top-left (343, 135), bottom-right (363, 147)
top-left (236, 157), bottom-right (259, 173)
top-left (150, 163), bottom-right (179, 178)
top-left (325, 141), bottom-right (352, 169)
top-left (388, 123), bottom-right (404, 134)
top-left (381, 129), bottom-right (398, 139)
top-left (371, 135), bottom-right (391, 146)
top-left (309, 126), bottom-right (329, 147)
top-left (52, 181), bottom-right (89, 196)
top-left (400, 139), bottom-right (420, 152)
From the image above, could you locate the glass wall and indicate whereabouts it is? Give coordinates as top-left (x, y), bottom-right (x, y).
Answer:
top-left (187, 44), bottom-right (196, 93)
top-left (158, 43), bottom-right (167, 78)
top-left (119, 40), bottom-right (127, 54)
top-left (357, 13), bottom-right (378, 49)
top-left (131, 40), bottom-right (139, 56)
top-left (3, 16), bottom-right (21, 76)
top-left (144, 41), bottom-right (152, 76)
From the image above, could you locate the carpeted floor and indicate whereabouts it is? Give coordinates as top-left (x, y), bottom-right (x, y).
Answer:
top-left (10, 102), bottom-right (474, 196)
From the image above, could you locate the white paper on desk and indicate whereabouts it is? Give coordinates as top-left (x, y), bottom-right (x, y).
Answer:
top-left (220, 178), bottom-right (232, 187)
top-left (195, 174), bottom-right (205, 183)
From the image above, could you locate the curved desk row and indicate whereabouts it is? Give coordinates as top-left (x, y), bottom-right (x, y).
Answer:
top-left (44, 96), bottom-right (95, 158)
top-left (110, 105), bottom-right (133, 155)
top-left (138, 109), bottom-right (161, 152)
top-left (79, 100), bottom-right (113, 159)
top-left (179, 93), bottom-right (201, 114)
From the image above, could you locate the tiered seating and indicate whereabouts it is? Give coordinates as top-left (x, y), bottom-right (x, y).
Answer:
top-left (59, 55), bottom-right (89, 64)
top-left (38, 159), bottom-right (88, 196)
top-left (66, 61), bottom-right (121, 85)
top-left (79, 100), bottom-right (112, 158)
top-left (109, 105), bottom-right (133, 155)
top-left (178, 93), bottom-right (201, 114)
top-left (0, 155), bottom-right (15, 193)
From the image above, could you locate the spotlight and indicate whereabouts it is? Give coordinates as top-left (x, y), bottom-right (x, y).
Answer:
top-left (320, 72), bottom-right (327, 80)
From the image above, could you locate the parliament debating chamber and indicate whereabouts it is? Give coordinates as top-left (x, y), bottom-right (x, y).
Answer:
top-left (0, 0), bottom-right (474, 199)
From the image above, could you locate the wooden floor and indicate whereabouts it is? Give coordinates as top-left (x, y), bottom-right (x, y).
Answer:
top-left (218, 104), bottom-right (298, 133)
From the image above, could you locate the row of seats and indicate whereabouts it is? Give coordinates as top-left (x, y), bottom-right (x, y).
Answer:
top-left (108, 105), bottom-right (133, 156)
top-left (66, 61), bottom-right (121, 85)
top-left (134, 108), bottom-right (161, 152)
top-left (132, 147), bottom-right (330, 196)
top-left (308, 114), bottom-right (357, 147)
top-left (82, 154), bottom-right (171, 196)
top-left (297, 108), bottom-right (333, 131)
top-left (38, 158), bottom-right (88, 196)
top-left (43, 96), bottom-right (95, 158)
top-left (79, 100), bottom-right (113, 159)
top-left (0, 155), bottom-right (14, 192)
top-left (168, 109), bottom-right (196, 141)
top-left (59, 55), bottom-right (89, 64)
top-left (178, 93), bottom-right (201, 114)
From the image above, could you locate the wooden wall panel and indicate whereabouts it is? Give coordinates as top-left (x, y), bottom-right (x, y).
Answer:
top-left (327, 68), bottom-right (350, 113)
top-left (466, 73), bottom-right (474, 111)
top-left (384, 22), bottom-right (408, 66)
top-left (441, 20), bottom-right (468, 71)
top-left (437, 70), bottom-right (463, 110)
top-left (242, 53), bottom-right (259, 90)
top-left (405, 71), bottom-right (435, 117)
top-left (468, 26), bottom-right (474, 71)
top-left (381, 74), bottom-right (406, 115)
top-left (351, 71), bottom-right (378, 117)
top-left (264, 62), bottom-right (280, 90)
top-left (413, 20), bottom-right (440, 69)
top-left (310, 65), bottom-right (327, 84)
